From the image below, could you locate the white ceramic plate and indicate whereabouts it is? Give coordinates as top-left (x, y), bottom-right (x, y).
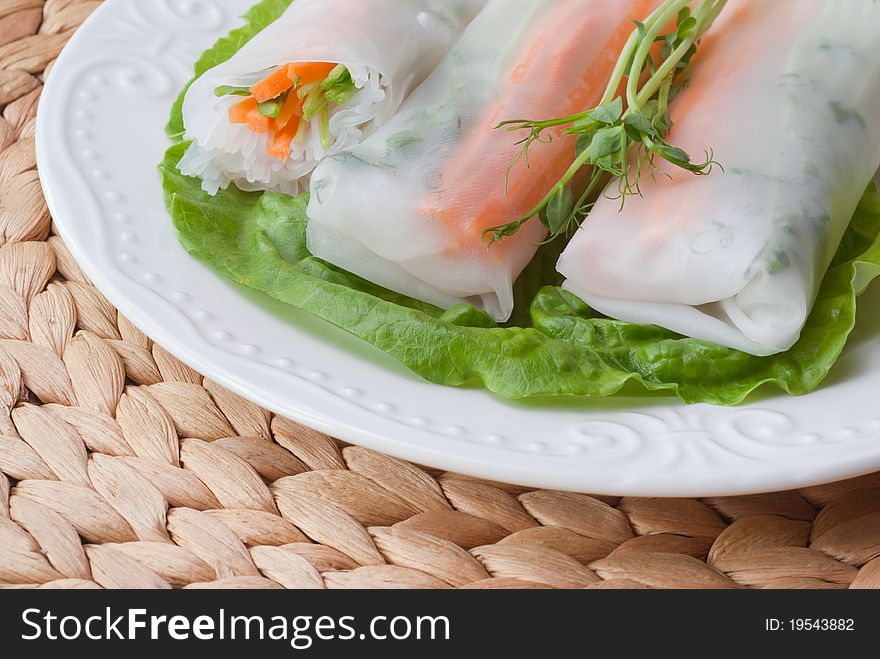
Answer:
top-left (37, 0), bottom-right (880, 496)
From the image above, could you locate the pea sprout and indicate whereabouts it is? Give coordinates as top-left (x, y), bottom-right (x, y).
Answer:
top-left (485, 0), bottom-right (728, 247)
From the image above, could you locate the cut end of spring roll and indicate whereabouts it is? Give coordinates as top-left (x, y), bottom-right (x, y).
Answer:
top-left (181, 64), bottom-right (386, 196)
top-left (178, 0), bottom-right (487, 196)
top-left (559, 0), bottom-right (880, 356)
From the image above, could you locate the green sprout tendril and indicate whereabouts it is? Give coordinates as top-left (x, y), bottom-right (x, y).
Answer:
top-left (484, 0), bottom-right (728, 247)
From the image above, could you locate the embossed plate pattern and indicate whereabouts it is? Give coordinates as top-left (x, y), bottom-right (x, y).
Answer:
top-left (36, 0), bottom-right (880, 496)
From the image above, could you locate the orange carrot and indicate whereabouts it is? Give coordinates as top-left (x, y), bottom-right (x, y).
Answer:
top-left (251, 62), bottom-right (338, 103)
top-left (275, 90), bottom-right (304, 128)
top-left (228, 97), bottom-right (257, 124)
top-left (267, 115), bottom-right (302, 161)
top-left (235, 62), bottom-right (339, 154)
top-left (287, 61), bottom-right (336, 87)
top-left (246, 107), bottom-right (272, 133)
top-left (422, 0), bottom-right (661, 257)
top-left (252, 66), bottom-right (297, 103)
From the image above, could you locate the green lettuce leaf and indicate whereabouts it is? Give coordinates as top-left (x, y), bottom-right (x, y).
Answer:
top-left (161, 0), bottom-right (880, 405)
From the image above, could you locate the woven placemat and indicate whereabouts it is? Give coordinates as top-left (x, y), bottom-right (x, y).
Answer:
top-left (1, 0), bottom-right (879, 591)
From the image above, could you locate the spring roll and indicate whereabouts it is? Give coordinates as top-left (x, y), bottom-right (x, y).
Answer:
top-left (306, 0), bottom-right (661, 321)
top-left (179, 0), bottom-right (486, 195)
top-left (558, 0), bottom-right (880, 356)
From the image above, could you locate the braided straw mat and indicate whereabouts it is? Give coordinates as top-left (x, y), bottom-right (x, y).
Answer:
top-left (1, 0), bottom-right (879, 591)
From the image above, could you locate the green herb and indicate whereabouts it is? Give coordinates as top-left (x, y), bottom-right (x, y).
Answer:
top-left (214, 85), bottom-right (252, 97)
top-left (302, 85), bottom-right (328, 121)
top-left (257, 91), bottom-right (288, 118)
top-left (386, 130), bottom-right (423, 150)
top-left (321, 64), bottom-right (359, 105)
top-left (829, 100), bottom-right (866, 129)
top-left (485, 0), bottom-right (728, 246)
top-left (318, 105), bottom-right (332, 149)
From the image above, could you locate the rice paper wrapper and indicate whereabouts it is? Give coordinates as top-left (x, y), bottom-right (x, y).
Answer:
top-left (559, 0), bottom-right (880, 356)
top-left (180, 0), bottom-right (486, 195)
top-left (307, 0), bottom-right (661, 321)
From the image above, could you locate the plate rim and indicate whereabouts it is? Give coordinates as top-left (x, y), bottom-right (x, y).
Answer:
top-left (34, 0), bottom-right (880, 497)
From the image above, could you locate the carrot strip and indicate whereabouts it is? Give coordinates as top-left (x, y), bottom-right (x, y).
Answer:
top-left (267, 115), bottom-right (302, 160)
top-left (252, 66), bottom-right (297, 103)
top-left (275, 90), bottom-right (304, 128)
top-left (288, 62), bottom-right (337, 87)
top-left (228, 97), bottom-right (257, 124)
top-left (246, 107), bottom-right (272, 133)
top-left (422, 0), bottom-right (660, 254)
top-left (252, 62), bottom-right (338, 103)
top-left (238, 62), bottom-right (339, 147)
